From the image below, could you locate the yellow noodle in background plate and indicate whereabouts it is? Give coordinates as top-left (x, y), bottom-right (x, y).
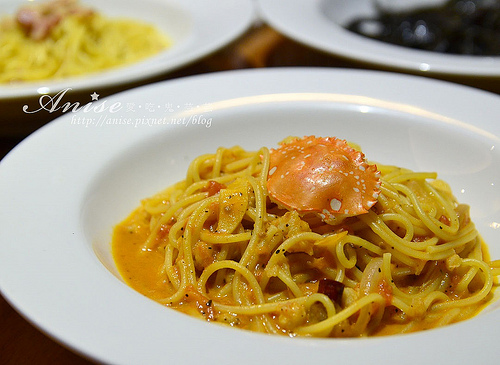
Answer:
top-left (0, 0), bottom-right (171, 83)
top-left (112, 138), bottom-right (500, 337)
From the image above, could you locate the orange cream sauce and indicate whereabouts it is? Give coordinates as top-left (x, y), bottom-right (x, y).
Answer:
top-left (112, 208), bottom-right (497, 336)
top-left (112, 209), bottom-right (172, 301)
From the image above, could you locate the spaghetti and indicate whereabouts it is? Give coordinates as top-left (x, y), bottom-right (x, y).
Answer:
top-left (0, 0), bottom-right (170, 83)
top-left (113, 137), bottom-right (499, 337)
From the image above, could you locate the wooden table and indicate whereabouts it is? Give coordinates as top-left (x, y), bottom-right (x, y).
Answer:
top-left (1, 24), bottom-right (499, 365)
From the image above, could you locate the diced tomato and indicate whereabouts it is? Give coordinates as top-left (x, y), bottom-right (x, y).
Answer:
top-left (202, 180), bottom-right (226, 197)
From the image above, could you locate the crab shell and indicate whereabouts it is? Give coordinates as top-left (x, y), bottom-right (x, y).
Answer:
top-left (266, 136), bottom-right (381, 224)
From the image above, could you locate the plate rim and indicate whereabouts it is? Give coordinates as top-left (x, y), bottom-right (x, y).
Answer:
top-left (257, 0), bottom-right (500, 77)
top-left (0, 0), bottom-right (256, 99)
top-left (1, 67), bottom-right (499, 364)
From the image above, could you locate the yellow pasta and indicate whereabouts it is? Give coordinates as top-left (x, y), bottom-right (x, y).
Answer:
top-left (112, 139), bottom-right (499, 337)
top-left (0, 0), bottom-right (170, 83)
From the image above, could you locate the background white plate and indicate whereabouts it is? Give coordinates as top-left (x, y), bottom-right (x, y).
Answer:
top-left (0, 0), bottom-right (255, 99)
top-left (0, 68), bottom-right (499, 364)
top-left (257, 0), bottom-right (500, 77)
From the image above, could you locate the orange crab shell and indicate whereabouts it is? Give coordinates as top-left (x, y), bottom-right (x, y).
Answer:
top-left (266, 136), bottom-right (381, 223)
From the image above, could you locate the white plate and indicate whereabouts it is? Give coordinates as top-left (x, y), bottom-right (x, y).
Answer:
top-left (0, 0), bottom-right (255, 99)
top-left (0, 68), bottom-right (499, 365)
top-left (257, 0), bottom-right (500, 77)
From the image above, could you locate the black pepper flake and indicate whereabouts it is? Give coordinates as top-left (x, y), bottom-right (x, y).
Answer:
top-left (276, 249), bottom-right (280, 254)
top-left (378, 268), bottom-right (381, 273)
top-left (207, 300), bottom-right (212, 306)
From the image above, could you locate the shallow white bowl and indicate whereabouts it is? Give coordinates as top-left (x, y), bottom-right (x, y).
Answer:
top-left (257, 0), bottom-right (500, 77)
top-left (0, 0), bottom-right (255, 99)
top-left (0, 68), bottom-right (499, 364)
